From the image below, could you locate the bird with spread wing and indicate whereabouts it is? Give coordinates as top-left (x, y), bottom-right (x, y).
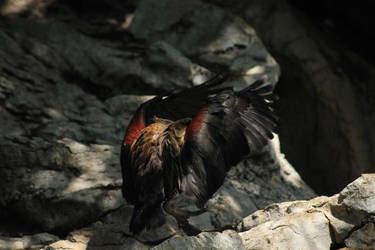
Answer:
top-left (120, 74), bottom-right (278, 234)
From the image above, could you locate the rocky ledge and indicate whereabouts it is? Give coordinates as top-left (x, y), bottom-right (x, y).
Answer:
top-left (1, 174), bottom-right (374, 249)
top-left (1, 0), bottom-right (375, 249)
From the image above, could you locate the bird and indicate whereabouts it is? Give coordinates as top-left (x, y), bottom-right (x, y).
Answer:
top-left (120, 73), bottom-right (278, 234)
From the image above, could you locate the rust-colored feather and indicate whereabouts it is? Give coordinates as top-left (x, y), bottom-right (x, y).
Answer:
top-left (184, 106), bottom-right (207, 140)
top-left (124, 108), bottom-right (145, 146)
top-left (130, 121), bottom-right (169, 176)
top-left (120, 74), bottom-right (278, 234)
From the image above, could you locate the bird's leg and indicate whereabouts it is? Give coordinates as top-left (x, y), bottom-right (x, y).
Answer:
top-left (163, 200), bottom-right (207, 236)
top-left (163, 200), bottom-right (207, 219)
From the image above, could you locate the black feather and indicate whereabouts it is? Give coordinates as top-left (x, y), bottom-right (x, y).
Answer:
top-left (121, 74), bottom-right (278, 234)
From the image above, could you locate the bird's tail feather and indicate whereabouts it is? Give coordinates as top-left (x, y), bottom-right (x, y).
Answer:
top-left (130, 203), bottom-right (166, 234)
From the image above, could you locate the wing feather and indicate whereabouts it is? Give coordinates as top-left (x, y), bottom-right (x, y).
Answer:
top-left (180, 78), bottom-right (278, 206)
top-left (121, 74), bottom-right (278, 211)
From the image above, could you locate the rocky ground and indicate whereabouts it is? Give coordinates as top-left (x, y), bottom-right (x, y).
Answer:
top-left (0, 0), bottom-right (374, 249)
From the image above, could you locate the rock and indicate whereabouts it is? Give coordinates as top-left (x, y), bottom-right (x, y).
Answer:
top-left (338, 174), bottom-right (375, 213)
top-left (0, 0), bottom-right (282, 237)
top-left (46, 205), bottom-right (151, 249)
top-left (0, 233), bottom-right (59, 250)
top-left (188, 135), bottom-right (316, 232)
top-left (129, 0), bottom-right (280, 87)
top-left (152, 230), bottom-right (245, 250)
top-left (0, 134), bottom-right (124, 232)
top-left (237, 0), bottom-right (375, 195)
top-left (2, 175), bottom-right (372, 249)
top-left (48, 241), bottom-right (86, 250)
top-left (129, 0), bottom-right (202, 40)
top-left (239, 174), bottom-right (375, 249)
top-left (345, 221), bottom-right (375, 249)
top-left (140, 41), bottom-right (196, 90)
top-left (104, 95), bottom-right (155, 116)
top-left (1, 0), bottom-right (374, 249)
top-left (241, 212), bottom-right (332, 249)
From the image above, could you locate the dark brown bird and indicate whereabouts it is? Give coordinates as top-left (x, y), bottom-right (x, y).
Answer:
top-left (120, 74), bottom-right (278, 234)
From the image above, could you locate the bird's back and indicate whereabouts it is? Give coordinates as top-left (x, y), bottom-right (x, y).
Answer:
top-left (121, 74), bottom-right (278, 234)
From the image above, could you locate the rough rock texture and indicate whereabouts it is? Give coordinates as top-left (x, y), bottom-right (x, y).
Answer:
top-left (0, 233), bottom-right (59, 250)
top-left (1, 175), bottom-right (374, 249)
top-left (345, 221), bottom-right (375, 249)
top-left (239, 174), bottom-right (375, 249)
top-left (242, 211), bottom-right (332, 249)
top-left (186, 137), bottom-right (316, 233)
top-left (0, 0), bottom-right (310, 246)
top-left (0, 0), bottom-right (285, 237)
top-left (1, 0), bottom-right (374, 249)
top-left (233, 0), bottom-right (375, 194)
top-left (152, 230), bottom-right (245, 250)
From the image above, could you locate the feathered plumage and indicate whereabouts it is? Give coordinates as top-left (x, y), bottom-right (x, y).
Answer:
top-left (120, 74), bottom-right (278, 234)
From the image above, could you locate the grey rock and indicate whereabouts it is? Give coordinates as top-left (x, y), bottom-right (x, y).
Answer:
top-left (241, 211), bottom-right (332, 249)
top-left (37, 135), bottom-right (316, 246)
top-left (152, 230), bottom-right (245, 250)
top-left (239, 0), bottom-right (375, 194)
top-left (3, 0), bottom-right (373, 249)
top-left (104, 95), bottom-right (155, 117)
top-left (239, 174), bottom-right (375, 249)
top-left (129, 0), bottom-right (202, 39)
top-left (345, 221), bottom-right (375, 249)
top-left (188, 136), bottom-right (316, 232)
top-left (47, 205), bottom-right (152, 249)
top-left (140, 41), bottom-right (195, 90)
top-left (129, 0), bottom-right (280, 88)
top-left (338, 174), bottom-right (375, 213)
top-left (0, 233), bottom-right (59, 250)
top-left (17, 175), bottom-right (375, 249)
top-left (0, 134), bottom-right (124, 231)
top-left (0, 0), bottom-right (282, 236)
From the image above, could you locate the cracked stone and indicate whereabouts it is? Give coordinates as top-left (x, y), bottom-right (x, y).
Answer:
top-left (345, 221), bottom-right (375, 249)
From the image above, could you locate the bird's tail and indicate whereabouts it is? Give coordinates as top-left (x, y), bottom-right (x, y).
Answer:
top-left (130, 202), bottom-right (166, 234)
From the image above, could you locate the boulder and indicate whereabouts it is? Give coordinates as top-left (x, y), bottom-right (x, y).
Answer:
top-left (239, 174), bottom-right (375, 249)
top-left (18, 173), bottom-right (370, 249)
top-left (152, 230), bottom-right (245, 250)
top-left (0, 233), bottom-right (58, 250)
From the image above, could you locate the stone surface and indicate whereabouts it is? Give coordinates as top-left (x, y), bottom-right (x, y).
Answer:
top-left (345, 221), bottom-right (375, 249)
top-left (237, 0), bottom-right (375, 195)
top-left (1, 0), bottom-right (374, 249)
top-left (239, 174), bottom-right (375, 250)
top-left (0, 175), bottom-right (372, 249)
top-left (0, 233), bottom-right (59, 250)
top-left (241, 212), bottom-right (332, 249)
top-left (152, 230), bottom-right (245, 250)
top-left (0, 0), bottom-right (282, 237)
top-left (129, 0), bottom-right (280, 88)
top-left (187, 136), bottom-right (316, 232)
top-left (338, 174), bottom-right (375, 213)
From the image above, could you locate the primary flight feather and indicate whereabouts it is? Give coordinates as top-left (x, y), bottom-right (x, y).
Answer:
top-left (120, 74), bottom-right (278, 234)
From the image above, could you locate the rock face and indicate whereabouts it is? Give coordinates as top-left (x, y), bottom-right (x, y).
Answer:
top-left (0, 0), bottom-right (283, 237)
top-left (235, 0), bottom-right (375, 194)
top-left (152, 230), bottom-right (245, 250)
top-left (0, 0), bottom-right (374, 249)
top-left (1, 175), bottom-right (372, 249)
top-left (239, 174), bottom-right (375, 249)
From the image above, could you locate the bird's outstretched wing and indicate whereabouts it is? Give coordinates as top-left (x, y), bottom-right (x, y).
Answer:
top-left (121, 74), bottom-right (229, 204)
top-left (121, 74), bottom-right (278, 233)
top-left (122, 73), bottom-right (229, 148)
top-left (165, 79), bottom-right (278, 206)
